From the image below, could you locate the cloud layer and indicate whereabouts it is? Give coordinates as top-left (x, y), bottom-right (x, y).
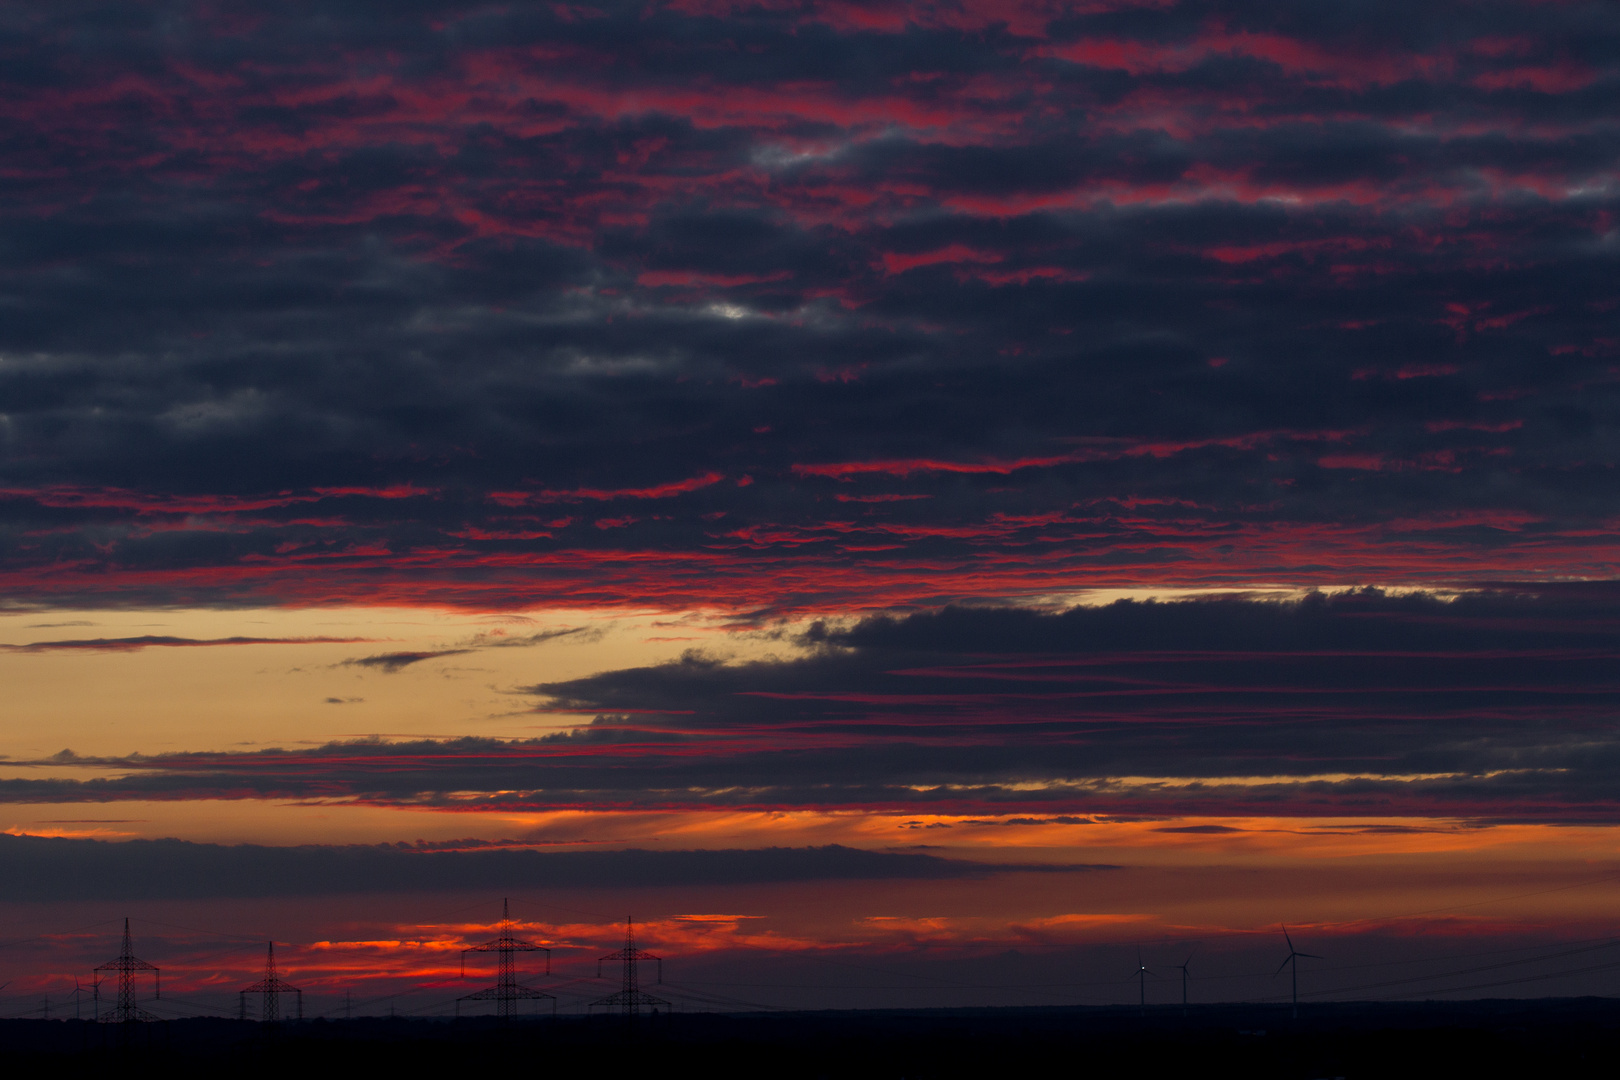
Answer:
top-left (13, 588), bottom-right (1619, 820)
top-left (0, 835), bottom-right (1066, 900)
top-left (0, 2), bottom-right (1614, 611)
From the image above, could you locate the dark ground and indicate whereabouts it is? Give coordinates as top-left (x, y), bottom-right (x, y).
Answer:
top-left (3, 999), bottom-right (1616, 1078)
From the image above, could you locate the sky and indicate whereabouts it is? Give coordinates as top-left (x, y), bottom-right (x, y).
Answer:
top-left (0, 0), bottom-right (1618, 1018)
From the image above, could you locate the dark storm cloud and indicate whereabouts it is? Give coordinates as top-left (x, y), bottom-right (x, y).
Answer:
top-left (12, 590), bottom-right (1620, 820)
top-left (0, 2), bottom-right (1613, 611)
top-left (0, 834), bottom-right (1086, 900)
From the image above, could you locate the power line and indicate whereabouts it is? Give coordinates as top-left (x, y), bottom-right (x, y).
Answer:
top-left (0, 917), bottom-right (122, 951)
top-left (1379, 958), bottom-right (1620, 1000)
top-left (1295, 938), bottom-right (1620, 1000)
top-left (138, 916), bottom-right (270, 941)
top-left (2, 871), bottom-right (1614, 1020)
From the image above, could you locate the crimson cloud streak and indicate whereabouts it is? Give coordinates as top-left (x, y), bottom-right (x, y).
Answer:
top-left (0, 1), bottom-right (1615, 611)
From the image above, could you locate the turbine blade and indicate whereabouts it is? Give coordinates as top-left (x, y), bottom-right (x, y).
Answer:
top-left (1281, 925), bottom-right (1294, 950)
top-left (1299, 952), bottom-right (1324, 959)
top-left (1275, 956), bottom-right (1293, 975)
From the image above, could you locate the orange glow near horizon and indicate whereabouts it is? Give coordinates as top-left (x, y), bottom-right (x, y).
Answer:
top-left (2, 597), bottom-right (1618, 1012)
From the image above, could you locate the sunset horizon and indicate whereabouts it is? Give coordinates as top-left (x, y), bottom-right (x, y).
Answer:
top-left (1, 0), bottom-right (1618, 1024)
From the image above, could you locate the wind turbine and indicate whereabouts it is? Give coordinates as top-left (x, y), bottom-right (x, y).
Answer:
top-left (1276, 926), bottom-right (1322, 1019)
top-left (1132, 946), bottom-right (1152, 1017)
top-left (1173, 946), bottom-right (1198, 1017)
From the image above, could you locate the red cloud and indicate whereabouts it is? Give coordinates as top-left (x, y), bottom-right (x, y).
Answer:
top-left (491, 473), bottom-right (725, 504)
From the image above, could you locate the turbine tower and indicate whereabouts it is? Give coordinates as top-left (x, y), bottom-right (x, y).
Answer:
top-left (458, 898), bottom-right (554, 1020)
top-left (1173, 947), bottom-right (1197, 1017)
top-left (239, 941), bottom-right (302, 1022)
top-left (1132, 946), bottom-right (1151, 1017)
top-left (94, 918), bottom-right (160, 1023)
top-left (1276, 926), bottom-right (1322, 1020)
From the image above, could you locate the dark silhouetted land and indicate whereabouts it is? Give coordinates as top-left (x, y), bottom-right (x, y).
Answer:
top-left (3, 999), bottom-right (1617, 1077)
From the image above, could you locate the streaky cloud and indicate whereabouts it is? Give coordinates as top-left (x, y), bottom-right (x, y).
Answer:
top-left (1, 635), bottom-right (371, 652)
top-left (6, 590), bottom-right (1617, 822)
top-left (0, 835), bottom-right (1112, 900)
top-left (339, 650), bottom-right (474, 673)
top-left (0, 2), bottom-right (1611, 611)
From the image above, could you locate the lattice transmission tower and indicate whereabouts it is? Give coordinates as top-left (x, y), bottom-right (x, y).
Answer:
top-left (457, 898), bottom-right (554, 1019)
top-left (589, 916), bottom-right (668, 1020)
top-left (93, 918), bottom-right (160, 1023)
top-left (240, 941), bottom-right (303, 1021)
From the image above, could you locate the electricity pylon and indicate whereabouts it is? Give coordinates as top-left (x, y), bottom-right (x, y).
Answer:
top-left (457, 898), bottom-right (554, 1019)
top-left (589, 916), bottom-right (668, 1024)
top-left (240, 941), bottom-right (302, 1022)
top-left (94, 918), bottom-right (160, 1022)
